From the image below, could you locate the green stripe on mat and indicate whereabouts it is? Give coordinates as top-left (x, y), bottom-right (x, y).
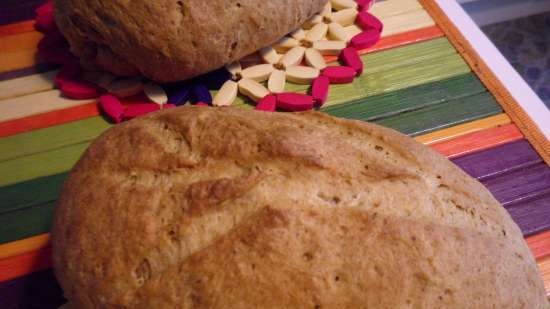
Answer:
top-left (0, 117), bottom-right (111, 163)
top-left (373, 92), bottom-right (502, 136)
top-left (322, 73), bottom-right (486, 120)
top-left (0, 173), bottom-right (66, 215)
top-left (0, 201), bottom-right (55, 244)
top-left (0, 142), bottom-right (89, 187)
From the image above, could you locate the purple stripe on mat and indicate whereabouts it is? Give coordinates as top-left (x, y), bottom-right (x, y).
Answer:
top-left (452, 140), bottom-right (542, 181)
top-left (0, 0), bottom-right (43, 26)
top-left (481, 162), bottom-right (550, 207)
top-left (506, 193), bottom-right (550, 237)
top-left (0, 63), bottom-right (59, 82)
top-left (452, 140), bottom-right (550, 235)
top-left (0, 269), bottom-right (64, 309)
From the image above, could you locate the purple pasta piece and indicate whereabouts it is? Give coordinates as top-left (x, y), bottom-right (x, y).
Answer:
top-left (190, 83), bottom-right (212, 103)
top-left (164, 83), bottom-right (191, 106)
top-left (196, 67), bottom-right (232, 90)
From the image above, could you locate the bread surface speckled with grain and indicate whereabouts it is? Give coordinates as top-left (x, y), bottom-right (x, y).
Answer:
top-left (53, 0), bottom-right (328, 82)
top-left (53, 107), bottom-right (549, 309)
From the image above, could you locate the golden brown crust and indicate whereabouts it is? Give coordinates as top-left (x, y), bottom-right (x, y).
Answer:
top-left (53, 107), bottom-right (549, 309)
top-left (53, 0), bottom-right (328, 82)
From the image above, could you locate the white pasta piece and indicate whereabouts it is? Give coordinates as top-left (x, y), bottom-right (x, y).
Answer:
top-left (328, 8), bottom-right (357, 26)
top-left (328, 22), bottom-right (351, 42)
top-left (289, 28), bottom-right (306, 40)
top-left (331, 0), bottom-right (357, 11)
top-left (303, 14), bottom-right (323, 29)
top-left (305, 23), bottom-right (329, 43)
top-left (240, 64), bottom-right (274, 82)
top-left (213, 80), bottom-right (238, 106)
top-left (238, 78), bottom-right (269, 102)
top-left (144, 82), bottom-right (168, 105)
top-left (344, 24), bottom-right (363, 38)
top-left (285, 66), bottom-right (320, 84)
top-left (279, 46), bottom-right (306, 69)
top-left (313, 40), bottom-right (347, 55)
top-left (273, 37), bottom-right (299, 53)
top-left (259, 46), bottom-right (282, 64)
top-left (304, 48), bottom-right (327, 70)
top-left (268, 69), bottom-right (286, 93)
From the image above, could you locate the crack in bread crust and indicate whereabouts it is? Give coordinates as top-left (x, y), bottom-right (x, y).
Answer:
top-left (52, 107), bottom-right (548, 309)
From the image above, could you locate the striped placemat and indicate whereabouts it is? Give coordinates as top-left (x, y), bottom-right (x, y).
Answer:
top-left (0, 0), bottom-right (548, 306)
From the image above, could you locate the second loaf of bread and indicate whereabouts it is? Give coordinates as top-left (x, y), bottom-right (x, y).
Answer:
top-left (53, 0), bottom-right (328, 82)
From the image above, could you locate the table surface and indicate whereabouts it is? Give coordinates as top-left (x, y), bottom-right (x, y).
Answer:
top-left (0, 0), bottom-right (549, 307)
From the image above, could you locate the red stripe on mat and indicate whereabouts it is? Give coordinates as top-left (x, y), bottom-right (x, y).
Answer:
top-left (0, 246), bottom-right (52, 283)
top-left (0, 20), bottom-right (35, 37)
top-left (431, 123), bottom-right (524, 159)
top-left (0, 102), bottom-right (100, 138)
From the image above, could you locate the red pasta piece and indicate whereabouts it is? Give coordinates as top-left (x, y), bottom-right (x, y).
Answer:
top-left (35, 1), bottom-right (54, 16)
top-left (256, 94), bottom-right (277, 112)
top-left (122, 104), bottom-right (160, 120)
top-left (340, 47), bottom-right (363, 75)
top-left (55, 63), bottom-right (81, 88)
top-left (322, 66), bottom-right (356, 84)
top-left (311, 76), bottom-right (330, 106)
top-left (194, 102), bottom-right (210, 106)
top-left (277, 93), bottom-right (314, 111)
top-left (356, 11), bottom-right (383, 33)
top-left (35, 10), bottom-right (56, 33)
top-left (60, 80), bottom-right (100, 100)
top-left (350, 29), bottom-right (380, 50)
top-left (99, 94), bottom-right (125, 123)
top-left (356, 0), bottom-right (374, 10)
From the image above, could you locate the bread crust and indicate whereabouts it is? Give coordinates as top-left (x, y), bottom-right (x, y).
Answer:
top-left (53, 0), bottom-right (328, 82)
top-left (53, 107), bottom-right (549, 308)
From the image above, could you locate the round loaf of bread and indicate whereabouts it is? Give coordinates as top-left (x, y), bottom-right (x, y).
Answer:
top-left (53, 107), bottom-right (549, 308)
top-left (52, 0), bottom-right (327, 82)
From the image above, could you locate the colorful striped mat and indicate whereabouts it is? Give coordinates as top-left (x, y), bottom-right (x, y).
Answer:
top-left (0, 0), bottom-right (549, 307)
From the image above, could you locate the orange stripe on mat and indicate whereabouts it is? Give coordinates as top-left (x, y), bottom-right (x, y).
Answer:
top-left (527, 231), bottom-right (550, 261)
top-left (0, 102), bottom-right (100, 138)
top-left (325, 25), bottom-right (443, 62)
top-left (0, 20), bottom-right (36, 37)
top-left (0, 234), bottom-right (50, 260)
top-left (0, 246), bottom-right (52, 283)
top-left (431, 123), bottom-right (524, 159)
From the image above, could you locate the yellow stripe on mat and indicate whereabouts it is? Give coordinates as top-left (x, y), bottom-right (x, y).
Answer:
top-left (415, 114), bottom-right (512, 145)
top-left (382, 9), bottom-right (435, 37)
top-left (0, 234), bottom-right (50, 260)
top-left (0, 70), bottom-right (58, 100)
top-left (0, 90), bottom-right (95, 122)
top-left (370, 0), bottom-right (423, 17)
